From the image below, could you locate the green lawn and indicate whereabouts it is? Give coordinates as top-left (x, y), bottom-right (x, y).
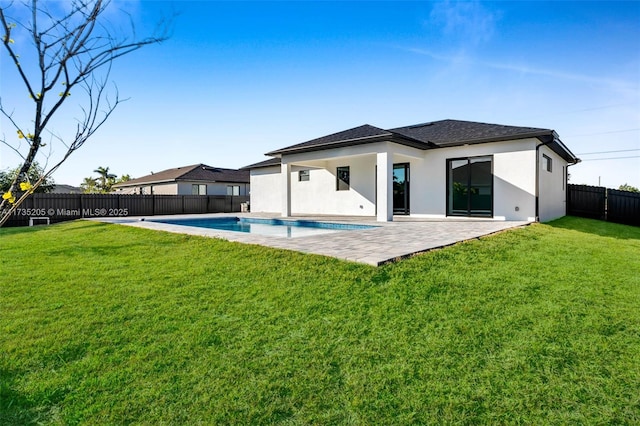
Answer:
top-left (1, 217), bottom-right (639, 424)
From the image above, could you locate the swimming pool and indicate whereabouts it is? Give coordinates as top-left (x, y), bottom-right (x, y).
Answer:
top-left (147, 217), bottom-right (376, 238)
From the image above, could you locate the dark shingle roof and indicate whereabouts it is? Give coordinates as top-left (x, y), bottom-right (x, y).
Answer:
top-left (181, 165), bottom-right (249, 183)
top-left (113, 164), bottom-right (249, 187)
top-left (241, 157), bottom-right (282, 170)
top-left (258, 119), bottom-right (578, 164)
top-left (390, 119), bottom-right (553, 146)
top-left (51, 184), bottom-right (82, 194)
top-left (266, 124), bottom-right (428, 156)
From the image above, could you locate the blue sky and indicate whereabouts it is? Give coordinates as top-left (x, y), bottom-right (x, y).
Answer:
top-left (1, 1), bottom-right (639, 188)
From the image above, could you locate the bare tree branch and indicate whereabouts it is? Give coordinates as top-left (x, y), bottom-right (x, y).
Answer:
top-left (0, 0), bottom-right (172, 226)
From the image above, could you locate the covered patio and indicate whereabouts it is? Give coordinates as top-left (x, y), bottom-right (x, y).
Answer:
top-left (278, 140), bottom-right (425, 222)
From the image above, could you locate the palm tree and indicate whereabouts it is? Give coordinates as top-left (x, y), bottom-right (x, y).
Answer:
top-left (81, 177), bottom-right (99, 194)
top-left (93, 166), bottom-right (117, 192)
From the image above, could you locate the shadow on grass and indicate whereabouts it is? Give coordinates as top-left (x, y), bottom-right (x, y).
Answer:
top-left (0, 368), bottom-right (52, 425)
top-left (548, 216), bottom-right (640, 240)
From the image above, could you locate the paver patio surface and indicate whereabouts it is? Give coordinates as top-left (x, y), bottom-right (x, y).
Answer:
top-left (94, 214), bottom-right (531, 266)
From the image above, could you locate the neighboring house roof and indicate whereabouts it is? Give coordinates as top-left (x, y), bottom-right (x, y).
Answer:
top-left (112, 164), bottom-right (249, 188)
top-left (260, 119), bottom-right (579, 164)
top-left (51, 184), bottom-right (82, 194)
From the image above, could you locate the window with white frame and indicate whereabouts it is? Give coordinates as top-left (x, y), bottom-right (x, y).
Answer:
top-left (227, 185), bottom-right (240, 196)
top-left (192, 184), bottom-right (206, 195)
top-left (299, 170), bottom-right (310, 181)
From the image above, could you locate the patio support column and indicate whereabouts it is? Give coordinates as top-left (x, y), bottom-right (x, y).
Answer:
top-left (376, 151), bottom-right (393, 222)
top-left (281, 161), bottom-right (291, 217)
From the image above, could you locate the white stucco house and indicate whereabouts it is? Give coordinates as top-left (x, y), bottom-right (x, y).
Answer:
top-left (112, 163), bottom-right (250, 196)
top-left (244, 119), bottom-right (580, 222)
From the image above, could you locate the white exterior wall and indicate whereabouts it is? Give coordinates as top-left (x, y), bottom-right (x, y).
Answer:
top-left (250, 137), bottom-right (568, 222)
top-left (538, 146), bottom-right (568, 222)
top-left (291, 157), bottom-right (376, 216)
top-left (250, 166), bottom-right (282, 213)
top-left (408, 139), bottom-right (538, 221)
top-left (493, 149), bottom-right (537, 221)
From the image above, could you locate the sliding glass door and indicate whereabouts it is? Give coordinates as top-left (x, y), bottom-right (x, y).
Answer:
top-left (447, 156), bottom-right (493, 217)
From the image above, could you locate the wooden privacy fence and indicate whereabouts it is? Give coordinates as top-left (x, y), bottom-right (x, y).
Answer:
top-left (4, 194), bottom-right (250, 227)
top-left (567, 184), bottom-right (640, 226)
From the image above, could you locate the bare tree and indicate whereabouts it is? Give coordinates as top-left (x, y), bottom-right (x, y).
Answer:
top-left (0, 0), bottom-right (171, 226)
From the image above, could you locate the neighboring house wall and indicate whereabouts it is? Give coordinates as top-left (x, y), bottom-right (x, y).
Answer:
top-left (251, 137), bottom-right (571, 221)
top-left (112, 186), bottom-right (136, 194)
top-left (176, 181), bottom-right (249, 196)
top-left (115, 182), bottom-right (250, 196)
top-left (113, 183), bottom-right (178, 194)
top-left (149, 183), bottom-right (179, 195)
top-left (538, 145), bottom-right (567, 222)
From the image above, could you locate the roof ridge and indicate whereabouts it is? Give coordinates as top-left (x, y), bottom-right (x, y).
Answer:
top-left (391, 119), bottom-right (549, 132)
top-left (265, 124), bottom-right (393, 156)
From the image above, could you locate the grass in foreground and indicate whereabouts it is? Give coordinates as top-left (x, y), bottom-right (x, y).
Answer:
top-left (1, 217), bottom-right (639, 424)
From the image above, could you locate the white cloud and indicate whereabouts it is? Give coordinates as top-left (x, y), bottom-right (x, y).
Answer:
top-left (429, 0), bottom-right (499, 45)
top-left (399, 46), bottom-right (639, 97)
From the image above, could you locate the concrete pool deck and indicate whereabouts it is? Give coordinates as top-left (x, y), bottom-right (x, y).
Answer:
top-left (92, 213), bottom-right (532, 266)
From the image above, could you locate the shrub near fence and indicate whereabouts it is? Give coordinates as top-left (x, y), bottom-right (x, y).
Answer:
top-left (568, 184), bottom-right (640, 226)
top-left (4, 194), bottom-right (250, 227)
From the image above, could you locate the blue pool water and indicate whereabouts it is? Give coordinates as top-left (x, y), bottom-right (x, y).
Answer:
top-left (147, 217), bottom-right (376, 238)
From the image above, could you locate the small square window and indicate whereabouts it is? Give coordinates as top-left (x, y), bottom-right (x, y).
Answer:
top-left (227, 185), bottom-right (240, 196)
top-left (543, 154), bottom-right (552, 172)
top-left (336, 166), bottom-right (350, 191)
top-left (192, 184), bottom-right (206, 195)
top-left (299, 170), bottom-right (310, 181)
